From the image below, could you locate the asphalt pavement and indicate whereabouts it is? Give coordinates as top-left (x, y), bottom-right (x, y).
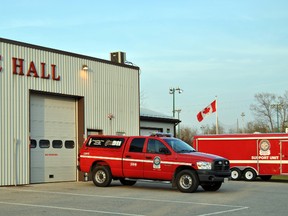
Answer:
top-left (0, 179), bottom-right (287, 216)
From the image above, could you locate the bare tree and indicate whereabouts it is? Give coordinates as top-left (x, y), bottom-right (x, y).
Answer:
top-left (179, 126), bottom-right (198, 145)
top-left (277, 91), bottom-right (288, 132)
top-left (245, 121), bottom-right (270, 133)
top-left (250, 93), bottom-right (276, 132)
top-left (199, 124), bottom-right (225, 134)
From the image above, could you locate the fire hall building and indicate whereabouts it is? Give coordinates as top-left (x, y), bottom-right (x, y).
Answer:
top-left (0, 38), bottom-right (140, 186)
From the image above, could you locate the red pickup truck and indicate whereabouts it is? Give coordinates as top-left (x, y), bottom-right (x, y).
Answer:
top-left (78, 134), bottom-right (230, 193)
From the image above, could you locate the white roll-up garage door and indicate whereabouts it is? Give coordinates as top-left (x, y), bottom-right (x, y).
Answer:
top-left (30, 94), bottom-right (77, 183)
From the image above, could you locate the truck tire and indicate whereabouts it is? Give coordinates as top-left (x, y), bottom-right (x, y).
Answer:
top-left (243, 168), bottom-right (257, 181)
top-left (230, 168), bottom-right (242, 180)
top-left (176, 170), bottom-right (199, 193)
top-left (119, 178), bottom-right (137, 186)
top-left (201, 182), bottom-right (222, 191)
top-left (92, 166), bottom-right (112, 187)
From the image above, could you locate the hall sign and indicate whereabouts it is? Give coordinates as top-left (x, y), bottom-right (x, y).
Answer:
top-left (12, 57), bottom-right (61, 81)
top-left (1, 57), bottom-right (61, 81)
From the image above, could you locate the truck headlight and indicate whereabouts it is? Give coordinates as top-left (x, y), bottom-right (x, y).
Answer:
top-left (197, 161), bottom-right (212, 170)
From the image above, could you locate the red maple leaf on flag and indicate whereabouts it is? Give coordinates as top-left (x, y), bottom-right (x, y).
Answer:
top-left (202, 107), bottom-right (211, 114)
top-left (196, 100), bottom-right (217, 122)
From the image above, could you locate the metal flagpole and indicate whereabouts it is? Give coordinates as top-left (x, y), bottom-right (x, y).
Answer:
top-left (215, 96), bottom-right (219, 134)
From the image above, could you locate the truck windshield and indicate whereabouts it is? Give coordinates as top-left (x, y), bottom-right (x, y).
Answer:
top-left (163, 138), bottom-right (196, 153)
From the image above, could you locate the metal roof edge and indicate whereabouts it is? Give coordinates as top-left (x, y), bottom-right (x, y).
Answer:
top-left (0, 37), bottom-right (139, 70)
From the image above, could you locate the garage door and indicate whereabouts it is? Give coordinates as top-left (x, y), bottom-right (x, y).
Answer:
top-left (30, 94), bottom-right (77, 183)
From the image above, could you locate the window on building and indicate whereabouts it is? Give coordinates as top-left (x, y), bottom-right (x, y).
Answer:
top-left (129, 138), bottom-right (145, 153)
top-left (39, 140), bottom-right (50, 148)
top-left (52, 140), bottom-right (63, 148)
top-left (87, 129), bottom-right (103, 136)
top-left (30, 139), bottom-right (37, 148)
top-left (65, 140), bottom-right (75, 149)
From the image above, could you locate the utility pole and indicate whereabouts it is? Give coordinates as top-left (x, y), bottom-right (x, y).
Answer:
top-left (169, 87), bottom-right (183, 117)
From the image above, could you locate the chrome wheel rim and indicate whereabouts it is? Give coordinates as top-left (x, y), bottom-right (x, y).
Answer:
top-left (231, 170), bottom-right (239, 179)
top-left (179, 174), bottom-right (192, 189)
top-left (95, 170), bottom-right (106, 183)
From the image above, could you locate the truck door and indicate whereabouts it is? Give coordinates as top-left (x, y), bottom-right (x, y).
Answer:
top-left (122, 138), bottom-right (145, 178)
top-left (143, 138), bottom-right (174, 180)
top-left (280, 141), bottom-right (288, 174)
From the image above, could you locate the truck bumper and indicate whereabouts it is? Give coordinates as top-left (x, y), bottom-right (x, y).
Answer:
top-left (197, 170), bottom-right (231, 182)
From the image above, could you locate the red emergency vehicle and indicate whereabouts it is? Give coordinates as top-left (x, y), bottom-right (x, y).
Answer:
top-left (78, 133), bottom-right (231, 193)
top-left (193, 133), bottom-right (288, 181)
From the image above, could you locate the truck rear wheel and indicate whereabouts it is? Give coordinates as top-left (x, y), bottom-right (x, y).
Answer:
top-left (243, 168), bottom-right (257, 181)
top-left (92, 166), bottom-right (112, 187)
top-left (201, 182), bottom-right (222, 191)
top-left (176, 170), bottom-right (199, 193)
top-left (230, 168), bottom-right (242, 180)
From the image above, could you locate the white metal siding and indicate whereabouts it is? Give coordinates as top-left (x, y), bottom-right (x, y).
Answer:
top-left (0, 40), bottom-right (140, 186)
top-left (140, 121), bottom-right (175, 136)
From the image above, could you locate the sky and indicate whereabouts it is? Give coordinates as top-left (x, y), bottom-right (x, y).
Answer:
top-left (1, 0), bottom-right (288, 132)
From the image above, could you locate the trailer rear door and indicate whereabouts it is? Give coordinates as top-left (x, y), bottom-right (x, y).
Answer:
top-left (280, 141), bottom-right (288, 174)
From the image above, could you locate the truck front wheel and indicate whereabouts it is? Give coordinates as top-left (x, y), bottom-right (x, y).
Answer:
top-left (92, 166), bottom-right (112, 187)
top-left (176, 170), bottom-right (199, 193)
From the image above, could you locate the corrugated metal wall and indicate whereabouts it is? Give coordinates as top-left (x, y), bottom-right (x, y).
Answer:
top-left (0, 39), bottom-right (140, 186)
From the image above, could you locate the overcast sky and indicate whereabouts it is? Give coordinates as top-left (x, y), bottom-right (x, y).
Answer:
top-left (1, 0), bottom-right (288, 132)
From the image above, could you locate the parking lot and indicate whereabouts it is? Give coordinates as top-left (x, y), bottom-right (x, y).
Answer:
top-left (0, 179), bottom-right (287, 216)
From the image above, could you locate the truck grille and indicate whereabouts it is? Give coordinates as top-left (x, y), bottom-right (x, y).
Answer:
top-left (213, 160), bottom-right (230, 171)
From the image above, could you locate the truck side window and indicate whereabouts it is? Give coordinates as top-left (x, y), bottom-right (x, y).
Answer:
top-left (147, 139), bottom-right (170, 154)
top-left (87, 138), bottom-right (124, 148)
top-left (129, 138), bottom-right (145, 153)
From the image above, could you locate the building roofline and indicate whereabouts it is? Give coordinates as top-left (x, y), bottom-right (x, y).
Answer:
top-left (0, 37), bottom-right (139, 70)
top-left (140, 116), bottom-right (181, 124)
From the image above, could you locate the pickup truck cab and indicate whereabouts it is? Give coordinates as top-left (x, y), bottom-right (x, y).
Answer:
top-left (78, 133), bottom-right (230, 193)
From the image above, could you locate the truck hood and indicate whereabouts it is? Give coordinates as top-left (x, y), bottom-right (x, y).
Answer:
top-left (179, 151), bottom-right (225, 161)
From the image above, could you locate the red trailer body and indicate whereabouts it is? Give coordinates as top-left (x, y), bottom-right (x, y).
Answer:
top-left (193, 133), bottom-right (288, 181)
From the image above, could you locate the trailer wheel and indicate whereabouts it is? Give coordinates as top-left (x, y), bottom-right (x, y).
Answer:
top-left (119, 178), bottom-right (137, 186)
top-left (230, 168), bottom-right (242, 180)
top-left (243, 168), bottom-right (257, 181)
top-left (92, 166), bottom-right (112, 187)
top-left (201, 182), bottom-right (222, 191)
top-left (176, 170), bottom-right (199, 193)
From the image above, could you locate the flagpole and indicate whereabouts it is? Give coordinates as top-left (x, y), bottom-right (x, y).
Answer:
top-left (215, 96), bottom-right (219, 134)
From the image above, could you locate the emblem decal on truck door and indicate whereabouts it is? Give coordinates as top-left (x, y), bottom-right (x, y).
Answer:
top-left (153, 156), bottom-right (161, 169)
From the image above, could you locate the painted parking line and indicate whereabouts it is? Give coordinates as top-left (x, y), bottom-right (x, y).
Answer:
top-left (1, 187), bottom-right (249, 216)
top-left (196, 206), bottom-right (249, 216)
top-left (0, 201), bottom-right (144, 216)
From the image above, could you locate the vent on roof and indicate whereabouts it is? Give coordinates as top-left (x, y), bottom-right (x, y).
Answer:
top-left (110, 52), bottom-right (126, 64)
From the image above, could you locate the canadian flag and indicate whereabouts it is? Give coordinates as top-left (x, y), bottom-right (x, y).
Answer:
top-left (197, 100), bottom-right (217, 122)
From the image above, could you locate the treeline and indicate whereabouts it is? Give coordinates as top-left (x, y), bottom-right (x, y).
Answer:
top-left (179, 91), bottom-right (288, 144)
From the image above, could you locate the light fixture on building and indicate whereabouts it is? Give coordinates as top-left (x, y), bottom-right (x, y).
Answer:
top-left (82, 65), bottom-right (88, 71)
